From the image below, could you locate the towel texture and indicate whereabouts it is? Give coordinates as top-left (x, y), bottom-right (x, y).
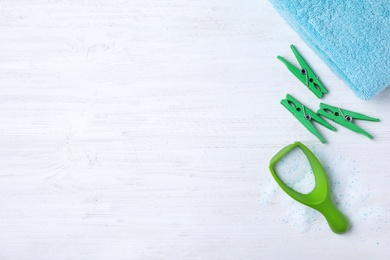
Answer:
top-left (270, 0), bottom-right (390, 100)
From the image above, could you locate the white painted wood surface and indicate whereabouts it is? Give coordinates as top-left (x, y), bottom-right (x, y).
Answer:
top-left (0, 1), bottom-right (389, 259)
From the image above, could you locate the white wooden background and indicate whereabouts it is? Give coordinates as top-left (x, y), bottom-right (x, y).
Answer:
top-left (0, 0), bottom-right (389, 259)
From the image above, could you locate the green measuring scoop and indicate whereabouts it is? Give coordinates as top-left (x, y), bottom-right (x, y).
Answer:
top-left (269, 142), bottom-right (349, 234)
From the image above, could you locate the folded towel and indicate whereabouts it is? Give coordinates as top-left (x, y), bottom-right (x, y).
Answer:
top-left (270, 0), bottom-right (390, 100)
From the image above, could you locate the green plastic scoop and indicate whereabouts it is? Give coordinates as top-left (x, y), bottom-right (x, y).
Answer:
top-left (269, 142), bottom-right (349, 234)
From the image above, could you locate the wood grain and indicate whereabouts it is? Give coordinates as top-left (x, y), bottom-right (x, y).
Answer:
top-left (0, 0), bottom-right (389, 259)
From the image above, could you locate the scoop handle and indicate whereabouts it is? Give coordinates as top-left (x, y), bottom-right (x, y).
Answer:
top-left (319, 200), bottom-right (350, 234)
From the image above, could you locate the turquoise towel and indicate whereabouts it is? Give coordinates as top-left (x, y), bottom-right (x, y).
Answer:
top-left (270, 0), bottom-right (390, 100)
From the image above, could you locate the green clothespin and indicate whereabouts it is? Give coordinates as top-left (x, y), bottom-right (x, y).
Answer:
top-left (281, 94), bottom-right (336, 143)
top-left (278, 45), bottom-right (328, 98)
top-left (269, 142), bottom-right (350, 234)
top-left (317, 103), bottom-right (380, 139)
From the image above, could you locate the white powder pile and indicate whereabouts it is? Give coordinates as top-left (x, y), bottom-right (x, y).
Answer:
top-left (260, 144), bottom-right (389, 234)
top-left (273, 146), bottom-right (315, 194)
